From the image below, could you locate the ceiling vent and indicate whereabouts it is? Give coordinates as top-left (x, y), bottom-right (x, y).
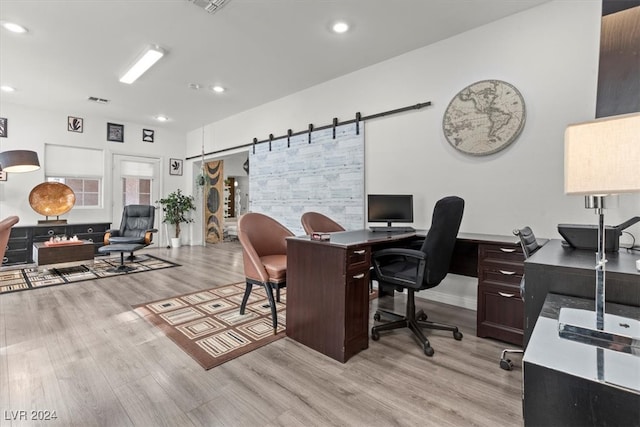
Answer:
top-left (187, 0), bottom-right (231, 14)
top-left (87, 96), bottom-right (110, 104)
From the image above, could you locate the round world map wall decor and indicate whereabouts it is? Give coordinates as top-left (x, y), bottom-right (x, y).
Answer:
top-left (443, 79), bottom-right (526, 156)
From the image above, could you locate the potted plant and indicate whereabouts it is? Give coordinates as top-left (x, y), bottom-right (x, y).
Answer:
top-left (157, 189), bottom-right (196, 248)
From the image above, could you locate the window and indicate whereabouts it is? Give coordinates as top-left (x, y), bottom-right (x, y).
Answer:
top-left (47, 177), bottom-right (101, 207)
top-left (123, 177), bottom-right (152, 205)
top-left (45, 144), bottom-right (104, 208)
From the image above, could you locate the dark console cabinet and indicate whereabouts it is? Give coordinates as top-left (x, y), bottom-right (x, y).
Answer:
top-left (3, 222), bottom-right (111, 266)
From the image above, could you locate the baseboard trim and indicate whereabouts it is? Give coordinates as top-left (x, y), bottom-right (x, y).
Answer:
top-left (416, 290), bottom-right (477, 311)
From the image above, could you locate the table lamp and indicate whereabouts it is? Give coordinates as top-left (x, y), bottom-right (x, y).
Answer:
top-left (560, 112), bottom-right (640, 351)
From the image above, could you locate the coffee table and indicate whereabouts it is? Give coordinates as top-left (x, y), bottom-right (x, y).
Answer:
top-left (33, 241), bottom-right (95, 270)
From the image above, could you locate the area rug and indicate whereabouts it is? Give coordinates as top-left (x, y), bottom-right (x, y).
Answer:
top-left (133, 283), bottom-right (286, 370)
top-left (0, 254), bottom-right (179, 294)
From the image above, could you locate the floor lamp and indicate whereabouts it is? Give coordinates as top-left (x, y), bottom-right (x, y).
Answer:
top-left (559, 112), bottom-right (640, 351)
top-left (0, 150), bottom-right (40, 173)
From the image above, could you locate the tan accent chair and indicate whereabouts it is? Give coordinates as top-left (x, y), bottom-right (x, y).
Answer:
top-left (301, 211), bottom-right (345, 235)
top-left (238, 212), bottom-right (293, 333)
top-left (0, 216), bottom-right (20, 267)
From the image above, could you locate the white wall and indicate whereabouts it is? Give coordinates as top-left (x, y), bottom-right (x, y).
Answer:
top-left (0, 104), bottom-right (188, 236)
top-left (186, 0), bottom-right (639, 309)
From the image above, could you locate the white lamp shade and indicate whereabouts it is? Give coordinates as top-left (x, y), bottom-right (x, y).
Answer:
top-left (564, 112), bottom-right (640, 195)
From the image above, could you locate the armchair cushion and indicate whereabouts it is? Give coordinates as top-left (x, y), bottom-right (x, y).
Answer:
top-left (260, 254), bottom-right (287, 283)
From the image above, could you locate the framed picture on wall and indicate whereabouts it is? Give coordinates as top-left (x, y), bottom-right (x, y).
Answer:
top-left (142, 129), bottom-right (154, 142)
top-left (169, 158), bottom-right (183, 176)
top-left (0, 117), bottom-right (7, 138)
top-left (107, 122), bottom-right (124, 142)
top-left (68, 116), bottom-right (83, 133)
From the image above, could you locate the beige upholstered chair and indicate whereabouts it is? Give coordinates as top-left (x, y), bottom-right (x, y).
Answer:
top-left (237, 212), bottom-right (293, 333)
top-left (301, 211), bottom-right (345, 235)
top-left (0, 216), bottom-right (20, 267)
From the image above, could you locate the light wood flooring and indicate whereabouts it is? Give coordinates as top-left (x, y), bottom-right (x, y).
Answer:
top-left (0, 242), bottom-right (524, 427)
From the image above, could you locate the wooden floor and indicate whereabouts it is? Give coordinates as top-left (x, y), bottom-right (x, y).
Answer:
top-left (0, 242), bottom-right (524, 427)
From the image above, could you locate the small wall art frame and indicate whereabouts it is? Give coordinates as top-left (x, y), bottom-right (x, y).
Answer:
top-left (142, 129), bottom-right (154, 142)
top-left (107, 122), bottom-right (124, 142)
top-left (0, 117), bottom-right (7, 138)
top-left (169, 158), bottom-right (183, 176)
top-left (68, 116), bottom-right (83, 133)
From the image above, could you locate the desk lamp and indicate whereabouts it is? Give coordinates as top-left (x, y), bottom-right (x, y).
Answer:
top-left (560, 112), bottom-right (640, 351)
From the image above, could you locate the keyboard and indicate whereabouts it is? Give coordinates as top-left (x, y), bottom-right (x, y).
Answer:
top-left (369, 226), bottom-right (415, 233)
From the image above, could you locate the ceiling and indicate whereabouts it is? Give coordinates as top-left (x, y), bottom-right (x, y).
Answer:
top-left (0, 0), bottom-right (551, 134)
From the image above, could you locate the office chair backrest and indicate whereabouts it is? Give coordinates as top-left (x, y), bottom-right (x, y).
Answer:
top-left (120, 205), bottom-right (155, 238)
top-left (301, 211), bottom-right (345, 235)
top-left (513, 226), bottom-right (540, 259)
top-left (0, 216), bottom-right (20, 264)
top-left (421, 196), bottom-right (465, 285)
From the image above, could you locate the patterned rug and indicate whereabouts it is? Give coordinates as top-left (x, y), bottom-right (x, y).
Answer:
top-left (0, 254), bottom-right (179, 294)
top-left (133, 283), bottom-right (286, 370)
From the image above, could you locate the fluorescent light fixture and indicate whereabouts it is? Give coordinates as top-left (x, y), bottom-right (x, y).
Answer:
top-left (0, 86), bottom-right (16, 92)
top-left (332, 21), bottom-right (349, 33)
top-left (155, 115), bottom-right (169, 122)
top-left (119, 45), bottom-right (165, 84)
top-left (211, 85), bottom-right (225, 93)
top-left (1, 21), bottom-right (28, 34)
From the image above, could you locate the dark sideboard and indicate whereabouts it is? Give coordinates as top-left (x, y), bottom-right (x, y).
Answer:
top-left (3, 222), bottom-right (111, 266)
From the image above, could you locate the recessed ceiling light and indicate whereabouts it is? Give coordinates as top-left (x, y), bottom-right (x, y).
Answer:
top-left (1, 21), bottom-right (28, 34)
top-left (332, 21), bottom-right (349, 34)
top-left (211, 85), bottom-right (225, 93)
top-left (0, 86), bottom-right (16, 92)
top-left (188, 83), bottom-right (202, 90)
top-left (155, 115), bottom-right (169, 122)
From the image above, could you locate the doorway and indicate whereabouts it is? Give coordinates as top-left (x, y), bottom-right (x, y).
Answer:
top-left (112, 154), bottom-right (161, 238)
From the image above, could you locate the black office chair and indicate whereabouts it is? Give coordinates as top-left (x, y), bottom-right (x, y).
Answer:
top-left (371, 196), bottom-right (465, 357)
top-left (499, 226), bottom-right (542, 370)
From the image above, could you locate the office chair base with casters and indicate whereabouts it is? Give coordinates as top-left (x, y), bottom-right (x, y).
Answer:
top-left (371, 288), bottom-right (463, 357)
top-left (499, 348), bottom-right (523, 370)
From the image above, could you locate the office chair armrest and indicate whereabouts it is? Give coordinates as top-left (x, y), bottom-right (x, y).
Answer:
top-left (372, 248), bottom-right (427, 288)
top-left (104, 229), bottom-right (121, 244)
top-left (144, 229), bottom-right (158, 245)
top-left (373, 247), bottom-right (426, 262)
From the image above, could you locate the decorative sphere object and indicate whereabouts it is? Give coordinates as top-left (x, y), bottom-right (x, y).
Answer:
top-left (28, 182), bottom-right (76, 216)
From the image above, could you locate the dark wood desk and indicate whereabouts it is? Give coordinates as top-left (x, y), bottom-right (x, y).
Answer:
top-left (523, 239), bottom-right (640, 349)
top-left (286, 229), bottom-right (525, 363)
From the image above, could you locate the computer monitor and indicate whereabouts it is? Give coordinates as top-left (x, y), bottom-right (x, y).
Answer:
top-left (367, 194), bottom-right (413, 228)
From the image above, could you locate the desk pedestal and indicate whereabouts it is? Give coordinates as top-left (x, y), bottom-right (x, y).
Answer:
top-left (286, 238), bottom-right (370, 363)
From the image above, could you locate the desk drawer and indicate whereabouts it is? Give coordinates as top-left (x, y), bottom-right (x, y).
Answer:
top-left (479, 264), bottom-right (523, 286)
top-left (477, 282), bottom-right (524, 345)
top-left (479, 243), bottom-right (523, 263)
top-left (346, 247), bottom-right (370, 272)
